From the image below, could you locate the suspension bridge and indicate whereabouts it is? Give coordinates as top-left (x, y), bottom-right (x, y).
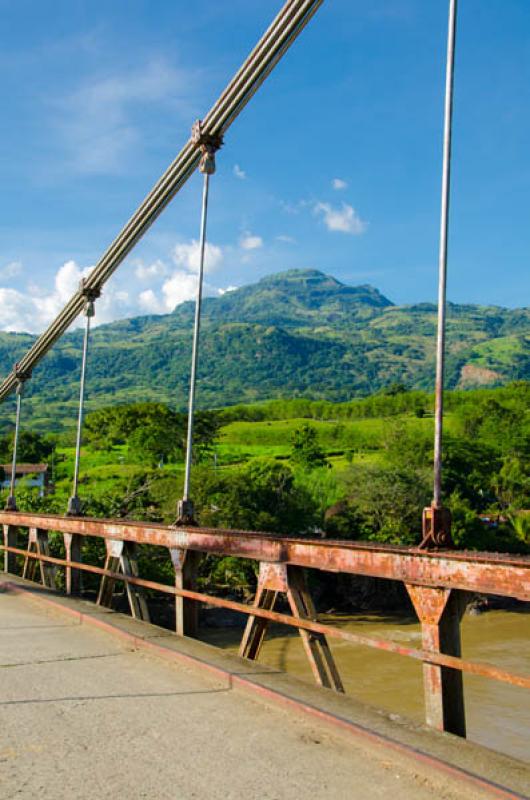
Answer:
top-left (1, 1), bottom-right (529, 797)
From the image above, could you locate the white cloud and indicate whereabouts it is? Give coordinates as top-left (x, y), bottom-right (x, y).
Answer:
top-left (276, 234), bottom-right (296, 244)
top-left (332, 178), bottom-right (348, 191)
top-left (135, 238), bottom-right (226, 314)
top-left (0, 260), bottom-right (135, 332)
top-left (134, 259), bottom-right (167, 280)
top-left (0, 237), bottom-right (228, 332)
top-left (239, 233), bottom-right (263, 251)
top-left (0, 261), bottom-right (23, 279)
top-left (233, 164), bottom-right (246, 180)
top-left (314, 202), bottom-right (367, 235)
top-left (52, 60), bottom-right (197, 174)
top-left (218, 285), bottom-right (238, 295)
top-left (161, 270), bottom-right (199, 310)
top-left (172, 240), bottom-right (223, 274)
top-left (138, 288), bottom-right (164, 314)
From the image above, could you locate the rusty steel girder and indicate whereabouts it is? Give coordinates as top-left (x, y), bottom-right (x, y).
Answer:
top-left (1, 511), bottom-right (528, 601)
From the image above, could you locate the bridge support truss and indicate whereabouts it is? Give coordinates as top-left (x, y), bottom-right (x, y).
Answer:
top-left (1, 511), bottom-right (528, 741)
top-left (240, 562), bottom-right (344, 692)
top-left (97, 539), bottom-right (150, 622)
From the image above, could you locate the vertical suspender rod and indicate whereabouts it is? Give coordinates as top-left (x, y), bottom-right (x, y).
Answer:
top-left (5, 370), bottom-right (31, 512)
top-left (421, 0), bottom-right (458, 549)
top-left (177, 122), bottom-right (222, 524)
top-left (67, 284), bottom-right (99, 516)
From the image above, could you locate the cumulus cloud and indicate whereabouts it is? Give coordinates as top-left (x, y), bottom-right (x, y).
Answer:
top-left (134, 259), bottom-right (167, 280)
top-left (135, 238), bottom-right (226, 314)
top-left (239, 233), bottom-right (263, 251)
top-left (138, 288), bottom-right (164, 314)
top-left (173, 240), bottom-right (223, 273)
top-left (276, 234), bottom-right (296, 244)
top-left (0, 260), bottom-right (135, 333)
top-left (161, 270), bottom-right (201, 310)
top-left (0, 261), bottom-right (23, 279)
top-left (332, 178), bottom-right (348, 190)
top-left (0, 236), bottom-right (227, 332)
top-left (233, 164), bottom-right (246, 180)
top-left (314, 202), bottom-right (367, 235)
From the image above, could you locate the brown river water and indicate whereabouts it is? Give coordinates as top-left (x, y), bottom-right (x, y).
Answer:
top-left (199, 609), bottom-right (530, 763)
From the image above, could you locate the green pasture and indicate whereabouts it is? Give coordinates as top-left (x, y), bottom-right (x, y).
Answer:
top-left (51, 412), bottom-right (447, 496)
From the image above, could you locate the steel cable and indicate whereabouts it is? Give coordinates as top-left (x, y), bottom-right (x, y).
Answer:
top-left (0, 0), bottom-right (323, 401)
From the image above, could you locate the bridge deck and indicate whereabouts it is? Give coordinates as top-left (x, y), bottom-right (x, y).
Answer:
top-left (1, 579), bottom-right (528, 800)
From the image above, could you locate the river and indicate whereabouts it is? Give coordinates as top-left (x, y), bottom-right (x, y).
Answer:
top-left (200, 608), bottom-right (530, 763)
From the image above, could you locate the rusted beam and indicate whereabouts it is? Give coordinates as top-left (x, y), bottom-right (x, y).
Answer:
top-left (3, 543), bottom-right (530, 692)
top-left (170, 548), bottom-right (200, 637)
top-left (63, 533), bottom-right (82, 595)
top-left (0, 512), bottom-right (528, 601)
top-left (407, 585), bottom-right (467, 737)
top-left (3, 524), bottom-right (17, 574)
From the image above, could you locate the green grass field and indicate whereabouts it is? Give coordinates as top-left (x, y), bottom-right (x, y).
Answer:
top-left (50, 411), bottom-right (449, 496)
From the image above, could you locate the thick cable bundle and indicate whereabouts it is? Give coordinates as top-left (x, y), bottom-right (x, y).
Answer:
top-left (0, 0), bottom-right (323, 402)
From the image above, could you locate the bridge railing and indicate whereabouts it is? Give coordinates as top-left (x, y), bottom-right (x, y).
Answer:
top-left (1, 510), bottom-right (529, 740)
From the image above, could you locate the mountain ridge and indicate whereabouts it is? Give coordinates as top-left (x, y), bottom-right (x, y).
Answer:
top-left (0, 268), bottom-right (528, 429)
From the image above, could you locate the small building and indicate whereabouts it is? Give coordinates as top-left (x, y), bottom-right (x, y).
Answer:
top-left (0, 464), bottom-right (50, 497)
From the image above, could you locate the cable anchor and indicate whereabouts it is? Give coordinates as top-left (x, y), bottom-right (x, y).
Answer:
top-left (419, 503), bottom-right (453, 550)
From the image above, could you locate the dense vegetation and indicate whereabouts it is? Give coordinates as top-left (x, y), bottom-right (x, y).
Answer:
top-left (2, 384), bottom-right (528, 600)
top-left (1, 269), bottom-right (528, 432)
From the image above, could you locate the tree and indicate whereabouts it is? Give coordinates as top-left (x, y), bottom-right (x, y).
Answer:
top-left (340, 465), bottom-right (430, 545)
top-left (128, 422), bottom-right (179, 468)
top-left (85, 402), bottom-right (220, 465)
top-left (195, 459), bottom-right (318, 535)
top-left (442, 438), bottom-right (501, 511)
top-left (382, 421), bottom-right (432, 471)
top-left (0, 431), bottom-right (54, 464)
top-left (290, 424), bottom-right (327, 469)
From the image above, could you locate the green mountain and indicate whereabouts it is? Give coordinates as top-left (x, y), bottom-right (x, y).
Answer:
top-left (0, 268), bottom-right (529, 431)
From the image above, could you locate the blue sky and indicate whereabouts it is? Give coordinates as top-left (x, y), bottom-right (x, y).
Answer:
top-left (1, 0), bottom-right (529, 332)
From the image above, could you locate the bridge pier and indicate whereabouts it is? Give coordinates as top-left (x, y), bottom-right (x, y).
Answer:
top-left (170, 548), bottom-right (200, 637)
top-left (406, 584), bottom-right (467, 737)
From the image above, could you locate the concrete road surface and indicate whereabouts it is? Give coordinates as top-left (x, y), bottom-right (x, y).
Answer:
top-left (0, 590), bottom-right (520, 800)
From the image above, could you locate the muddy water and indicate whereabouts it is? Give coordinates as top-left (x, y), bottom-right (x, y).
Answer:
top-left (200, 609), bottom-right (530, 763)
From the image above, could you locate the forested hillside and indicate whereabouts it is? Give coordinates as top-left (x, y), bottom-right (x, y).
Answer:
top-left (0, 268), bottom-right (528, 432)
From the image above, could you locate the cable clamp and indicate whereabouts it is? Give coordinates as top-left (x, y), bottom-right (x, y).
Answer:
top-left (79, 279), bottom-right (101, 318)
top-left (13, 363), bottom-right (31, 393)
top-left (192, 120), bottom-right (223, 175)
